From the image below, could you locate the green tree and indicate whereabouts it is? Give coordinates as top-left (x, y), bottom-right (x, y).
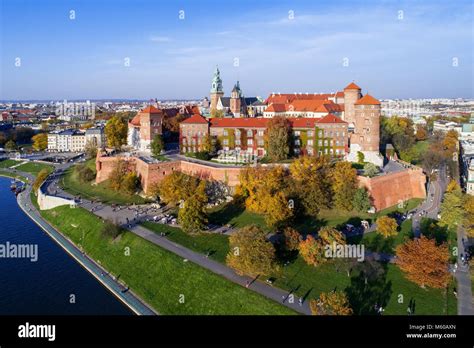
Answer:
top-left (357, 151), bottom-right (365, 164)
top-left (5, 139), bottom-right (17, 151)
top-left (150, 134), bottom-right (164, 158)
top-left (108, 160), bottom-right (128, 191)
top-left (352, 188), bottom-right (371, 212)
top-left (210, 109), bottom-right (224, 118)
top-left (84, 139), bottom-right (98, 159)
top-left (265, 116), bottom-right (290, 162)
top-left (105, 115), bottom-right (128, 149)
top-left (439, 181), bottom-right (463, 229)
top-left (363, 163), bottom-right (378, 178)
top-left (226, 225), bottom-right (277, 277)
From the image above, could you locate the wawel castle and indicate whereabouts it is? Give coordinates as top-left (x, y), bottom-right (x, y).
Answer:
top-left (179, 67), bottom-right (384, 166)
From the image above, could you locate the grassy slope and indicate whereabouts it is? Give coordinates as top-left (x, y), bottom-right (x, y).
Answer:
top-left (39, 206), bottom-right (295, 315)
top-left (60, 159), bottom-right (147, 204)
top-left (15, 162), bottom-right (54, 176)
top-left (0, 159), bottom-right (21, 168)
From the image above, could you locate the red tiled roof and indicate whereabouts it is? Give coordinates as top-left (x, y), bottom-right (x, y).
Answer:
top-left (355, 94), bottom-right (381, 105)
top-left (208, 115), bottom-right (346, 129)
top-left (129, 114), bottom-right (141, 126)
top-left (181, 114), bottom-right (208, 124)
top-left (141, 105), bottom-right (162, 113)
top-left (317, 114), bottom-right (347, 124)
top-left (344, 82), bottom-right (361, 90)
top-left (210, 118), bottom-right (268, 128)
top-left (265, 103), bottom-right (288, 112)
top-left (265, 92), bottom-right (343, 105)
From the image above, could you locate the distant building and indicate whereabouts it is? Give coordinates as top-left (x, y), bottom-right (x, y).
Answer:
top-left (433, 120), bottom-right (463, 134)
top-left (47, 127), bottom-right (105, 152)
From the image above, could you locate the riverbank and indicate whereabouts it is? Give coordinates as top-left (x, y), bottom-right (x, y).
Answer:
top-left (6, 166), bottom-right (157, 315)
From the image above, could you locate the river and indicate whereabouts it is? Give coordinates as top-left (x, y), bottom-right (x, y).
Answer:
top-left (0, 176), bottom-right (131, 314)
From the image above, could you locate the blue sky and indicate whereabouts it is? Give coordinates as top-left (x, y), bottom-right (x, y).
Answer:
top-left (0, 0), bottom-right (472, 100)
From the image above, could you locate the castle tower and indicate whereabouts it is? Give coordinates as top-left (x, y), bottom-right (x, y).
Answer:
top-left (230, 81), bottom-right (242, 116)
top-left (139, 105), bottom-right (163, 150)
top-left (210, 66), bottom-right (224, 111)
top-left (343, 82), bottom-right (362, 127)
top-left (347, 94), bottom-right (383, 166)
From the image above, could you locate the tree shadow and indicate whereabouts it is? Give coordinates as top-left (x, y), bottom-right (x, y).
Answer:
top-left (345, 261), bottom-right (392, 315)
top-left (207, 201), bottom-right (245, 226)
top-left (420, 218), bottom-right (448, 245)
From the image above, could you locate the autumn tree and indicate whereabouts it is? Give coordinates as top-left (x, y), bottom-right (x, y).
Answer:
top-left (299, 227), bottom-right (346, 267)
top-left (32, 133), bottom-right (48, 151)
top-left (150, 134), bottom-right (164, 158)
top-left (395, 235), bottom-right (450, 289)
top-left (439, 180), bottom-right (463, 230)
top-left (155, 172), bottom-right (200, 206)
top-left (122, 172), bottom-right (139, 195)
top-left (105, 115), bottom-right (128, 149)
top-left (376, 216), bottom-right (398, 238)
top-left (281, 227), bottom-right (302, 252)
top-left (289, 156), bottom-right (332, 217)
top-left (330, 161), bottom-right (358, 211)
top-left (415, 125), bottom-right (428, 141)
top-left (357, 151), bottom-right (365, 164)
top-left (108, 160), bottom-right (128, 191)
top-left (463, 194), bottom-right (474, 238)
top-left (265, 116), bottom-right (291, 162)
top-left (237, 166), bottom-right (293, 228)
top-left (352, 187), bottom-right (371, 212)
top-left (226, 225), bottom-right (277, 277)
top-left (33, 168), bottom-right (50, 193)
top-left (310, 291), bottom-right (353, 315)
top-left (178, 182), bottom-right (208, 234)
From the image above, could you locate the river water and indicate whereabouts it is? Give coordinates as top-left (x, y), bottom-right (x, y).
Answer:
top-left (0, 177), bottom-right (131, 314)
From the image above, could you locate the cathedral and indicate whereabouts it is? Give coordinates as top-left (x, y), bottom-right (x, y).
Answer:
top-left (209, 67), bottom-right (264, 117)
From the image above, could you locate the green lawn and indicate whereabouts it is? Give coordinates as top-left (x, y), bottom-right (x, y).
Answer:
top-left (0, 159), bottom-right (21, 168)
top-left (59, 159), bottom-right (148, 204)
top-left (0, 169), bottom-right (30, 183)
top-left (208, 198), bottom-right (423, 236)
top-left (38, 206), bottom-right (295, 315)
top-left (142, 222), bottom-right (230, 263)
top-left (15, 162), bottom-right (54, 176)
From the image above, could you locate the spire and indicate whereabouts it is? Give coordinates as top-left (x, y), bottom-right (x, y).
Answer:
top-left (211, 65), bottom-right (223, 93)
top-left (232, 80), bottom-right (242, 97)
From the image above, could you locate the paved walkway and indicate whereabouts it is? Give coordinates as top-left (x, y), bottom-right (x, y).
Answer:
top-left (3, 168), bottom-right (157, 316)
top-left (455, 226), bottom-right (474, 315)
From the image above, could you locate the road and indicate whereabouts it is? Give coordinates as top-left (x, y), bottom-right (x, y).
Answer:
top-left (412, 165), bottom-right (447, 237)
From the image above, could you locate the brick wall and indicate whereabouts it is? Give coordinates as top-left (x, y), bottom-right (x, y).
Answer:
top-left (96, 153), bottom-right (426, 210)
top-left (358, 168), bottom-right (426, 211)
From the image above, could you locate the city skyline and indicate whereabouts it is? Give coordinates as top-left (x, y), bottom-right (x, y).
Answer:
top-left (1, 0), bottom-right (473, 100)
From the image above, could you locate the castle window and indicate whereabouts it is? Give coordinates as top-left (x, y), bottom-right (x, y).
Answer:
top-left (258, 130), bottom-right (264, 136)
top-left (308, 131), bottom-right (313, 137)
top-left (235, 130), bottom-right (241, 137)
top-left (247, 130), bottom-right (253, 137)
top-left (307, 139), bottom-right (313, 146)
top-left (223, 139), bottom-right (229, 145)
top-left (235, 139), bottom-right (241, 145)
top-left (258, 139), bottom-right (264, 146)
top-left (224, 130), bottom-right (228, 136)
top-left (295, 139), bottom-right (300, 145)
top-left (247, 139), bottom-right (253, 145)
top-left (294, 131), bottom-right (301, 136)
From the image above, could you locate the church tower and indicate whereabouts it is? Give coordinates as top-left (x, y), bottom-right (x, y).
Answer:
top-left (210, 66), bottom-right (224, 112)
top-left (230, 81), bottom-right (242, 116)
